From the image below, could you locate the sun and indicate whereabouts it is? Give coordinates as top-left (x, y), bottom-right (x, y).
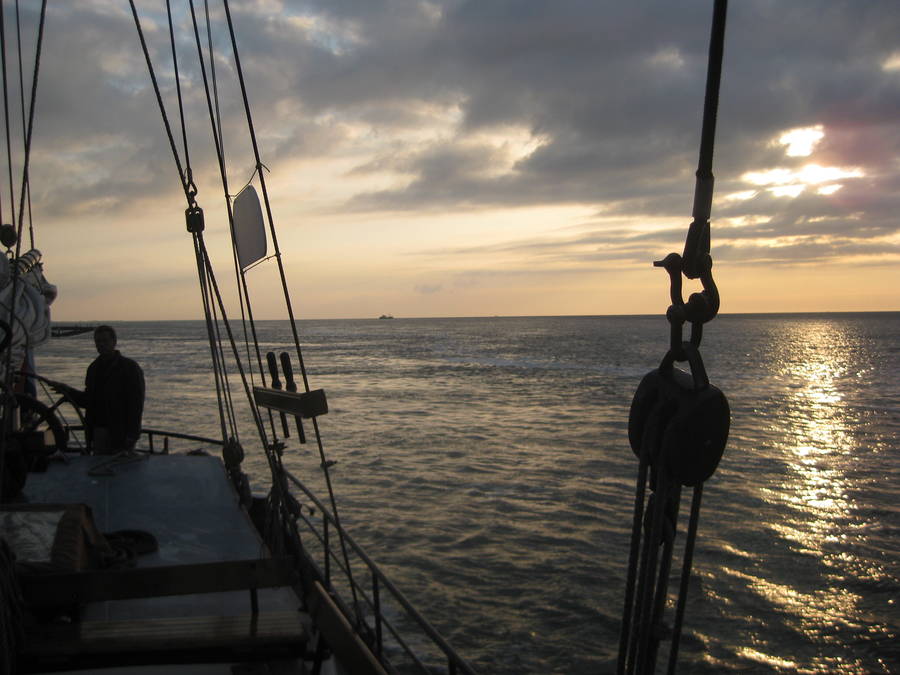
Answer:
top-left (778, 125), bottom-right (824, 157)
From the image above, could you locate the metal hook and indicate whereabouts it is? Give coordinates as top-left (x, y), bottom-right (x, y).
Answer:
top-left (653, 246), bottom-right (720, 356)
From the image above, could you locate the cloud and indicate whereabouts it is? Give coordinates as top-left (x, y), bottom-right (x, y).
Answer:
top-left (10, 0), bottom-right (900, 305)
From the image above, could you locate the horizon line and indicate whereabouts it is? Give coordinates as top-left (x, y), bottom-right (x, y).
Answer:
top-left (51, 309), bottom-right (900, 323)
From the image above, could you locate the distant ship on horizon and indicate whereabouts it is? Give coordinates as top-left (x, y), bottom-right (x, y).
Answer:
top-left (378, 314), bottom-right (395, 320)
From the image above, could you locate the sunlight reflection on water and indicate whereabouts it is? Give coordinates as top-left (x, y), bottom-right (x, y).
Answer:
top-left (745, 319), bottom-right (892, 673)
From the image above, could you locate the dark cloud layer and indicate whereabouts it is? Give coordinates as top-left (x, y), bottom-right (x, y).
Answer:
top-left (7, 1), bottom-right (900, 270)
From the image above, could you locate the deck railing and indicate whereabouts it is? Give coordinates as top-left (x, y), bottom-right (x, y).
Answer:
top-left (63, 425), bottom-right (222, 455)
top-left (142, 428), bottom-right (222, 453)
top-left (283, 469), bottom-right (477, 675)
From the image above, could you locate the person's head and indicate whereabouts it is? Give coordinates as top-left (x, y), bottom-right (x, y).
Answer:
top-left (94, 325), bottom-right (117, 356)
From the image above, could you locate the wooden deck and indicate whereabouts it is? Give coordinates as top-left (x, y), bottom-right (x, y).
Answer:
top-left (17, 454), bottom-right (311, 673)
top-left (23, 611), bottom-right (307, 670)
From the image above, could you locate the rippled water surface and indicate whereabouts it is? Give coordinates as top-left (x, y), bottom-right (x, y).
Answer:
top-left (35, 313), bottom-right (899, 673)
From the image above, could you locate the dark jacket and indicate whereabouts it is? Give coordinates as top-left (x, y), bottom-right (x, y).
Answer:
top-left (72, 351), bottom-right (145, 449)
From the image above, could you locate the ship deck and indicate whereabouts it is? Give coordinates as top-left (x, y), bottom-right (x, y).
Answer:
top-left (15, 453), bottom-right (312, 674)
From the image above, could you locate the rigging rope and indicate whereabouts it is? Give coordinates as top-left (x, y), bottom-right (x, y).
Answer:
top-left (220, 0), bottom-right (311, 389)
top-left (666, 485), bottom-right (703, 673)
top-left (132, 0), bottom-right (238, 450)
top-left (186, 0), bottom-right (277, 443)
top-left (128, 0), bottom-right (192, 209)
top-left (221, 0), bottom-right (366, 624)
top-left (15, 0), bottom-right (34, 250)
top-left (129, 2), bottom-right (280, 470)
top-left (193, 234), bottom-right (231, 445)
top-left (203, 0), bottom-right (224, 172)
top-left (169, 0), bottom-right (240, 445)
top-left (165, 0), bottom-right (193, 180)
top-left (617, 2), bottom-right (730, 674)
top-left (131, 0), bottom-right (366, 631)
top-left (1, 0), bottom-right (16, 233)
top-left (196, 230), bottom-right (274, 463)
top-left (12, 0), bottom-right (45, 260)
top-left (0, 0), bottom-right (47, 506)
top-left (207, 273), bottom-right (240, 441)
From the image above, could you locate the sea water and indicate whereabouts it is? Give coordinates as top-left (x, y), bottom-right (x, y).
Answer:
top-left (32, 313), bottom-right (900, 674)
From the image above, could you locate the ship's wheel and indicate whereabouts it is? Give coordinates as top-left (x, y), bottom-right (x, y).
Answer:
top-left (15, 393), bottom-right (71, 455)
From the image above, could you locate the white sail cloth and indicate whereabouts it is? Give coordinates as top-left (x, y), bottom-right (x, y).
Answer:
top-left (0, 250), bottom-right (56, 385)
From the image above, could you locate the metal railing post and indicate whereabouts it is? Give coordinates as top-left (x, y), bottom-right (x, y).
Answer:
top-left (373, 572), bottom-right (383, 657)
top-left (323, 518), bottom-right (331, 585)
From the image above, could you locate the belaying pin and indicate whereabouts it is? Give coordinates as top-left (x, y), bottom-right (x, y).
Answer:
top-left (280, 352), bottom-right (307, 444)
top-left (266, 352), bottom-right (291, 438)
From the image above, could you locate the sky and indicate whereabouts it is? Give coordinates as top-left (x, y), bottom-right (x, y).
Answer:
top-left (4, 0), bottom-right (899, 320)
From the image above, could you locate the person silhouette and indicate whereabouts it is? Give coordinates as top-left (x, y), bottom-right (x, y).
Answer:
top-left (52, 325), bottom-right (145, 454)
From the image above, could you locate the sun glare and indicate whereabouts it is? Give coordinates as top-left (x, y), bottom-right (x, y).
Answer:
top-left (722, 189), bottom-right (758, 202)
top-left (744, 168), bottom-right (795, 186)
top-left (797, 164), bottom-right (863, 184)
top-left (770, 185), bottom-right (805, 198)
top-left (778, 125), bottom-right (824, 157)
top-left (741, 163), bottom-right (863, 198)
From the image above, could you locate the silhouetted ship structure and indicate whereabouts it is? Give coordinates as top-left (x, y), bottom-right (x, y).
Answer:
top-left (50, 325), bottom-right (94, 338)
top-left (0, 2), bottom-right (735, 675)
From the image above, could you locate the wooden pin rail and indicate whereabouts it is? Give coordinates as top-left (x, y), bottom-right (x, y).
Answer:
top-left (253, 386), bottom-right (328, 419)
